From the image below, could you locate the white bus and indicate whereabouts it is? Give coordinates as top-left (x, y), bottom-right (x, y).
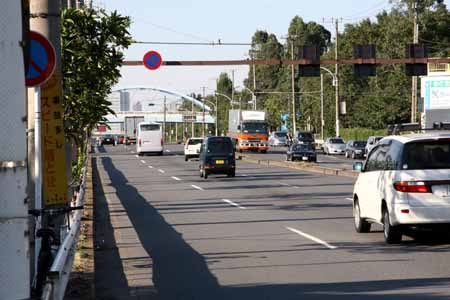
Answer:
top-left (136, 122), bottom-right (163, 156)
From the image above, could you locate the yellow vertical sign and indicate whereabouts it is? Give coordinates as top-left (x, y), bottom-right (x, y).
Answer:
top-left (41, 71), bottom-right (68, 206)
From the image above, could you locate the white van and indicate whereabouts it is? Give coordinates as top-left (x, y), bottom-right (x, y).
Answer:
top-left (136, 122), bottom-right (163, 156)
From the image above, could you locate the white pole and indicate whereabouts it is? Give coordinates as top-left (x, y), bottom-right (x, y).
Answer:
top-left (320, 74), bottom-right (324, 140)
top-left (34, 87), bottom-right (42, 276)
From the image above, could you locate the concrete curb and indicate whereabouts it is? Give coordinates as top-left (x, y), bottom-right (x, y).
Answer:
top-left (241, 155), bottom-right (358, 178)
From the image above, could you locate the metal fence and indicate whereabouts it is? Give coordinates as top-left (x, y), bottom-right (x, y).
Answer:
top-left (41, 163), bottom-right (88, 300)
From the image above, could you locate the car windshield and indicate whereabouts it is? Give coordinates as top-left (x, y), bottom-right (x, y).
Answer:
top-left (403, 140), bottom-right (450, 170)
top-left (330, 138), bottom-right (345, 144)
top-left (207, 139), bottom-right (233, 154)
top-left (140, 124), bottom-right (160, 131)
top-left (241, 123), bottom-right (268, 134)
top-left (188, 139), bottom-right (203, 145)
top-left (293, 144), bottom-right (313, 151)
top-left (275, 132), bottom-right (286, 138)
top-left (354, 141), bottom-right (367, 147)
top-left (298, 132), bottom-right (313, 140)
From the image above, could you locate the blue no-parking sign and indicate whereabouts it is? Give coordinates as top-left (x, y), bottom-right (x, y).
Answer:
top-left (143, 51), bottom-right (163, 70)
top-left (25, 31), bottom-right (56, 87)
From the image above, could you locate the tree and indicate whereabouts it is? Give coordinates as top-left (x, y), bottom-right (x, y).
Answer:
top-left (215, 73), bottom-right (233, 134)
top-left (61, 8), bottom-right (132, 156)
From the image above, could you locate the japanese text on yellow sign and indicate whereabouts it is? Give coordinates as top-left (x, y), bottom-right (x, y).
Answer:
top-left (41, 72), bottom-right (68, 206)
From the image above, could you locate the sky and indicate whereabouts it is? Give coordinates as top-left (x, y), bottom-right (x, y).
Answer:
top-left (98, 0), bottom-right (450, 97)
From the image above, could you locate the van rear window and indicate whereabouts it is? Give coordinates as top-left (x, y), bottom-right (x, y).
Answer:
top-left (403, 140), bottom-right (450, 170)
top-left (188, 139), bottom-right (203, 145)
top-left (208, 140), bottom-right (233, 153)
top-left (140, 124), bottom-right (160, 131)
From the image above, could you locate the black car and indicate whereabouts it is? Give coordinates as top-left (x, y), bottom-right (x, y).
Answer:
top-left (100, 134), bottom-right (116, 146)
top-left (286, 143), bottom-right (317, 162)
top-left (199, 136), bottom-right (235, 179)
top-left (345, 140), bottom-right (367, 159)
top-left (296, 131), bottom-right (315, 149)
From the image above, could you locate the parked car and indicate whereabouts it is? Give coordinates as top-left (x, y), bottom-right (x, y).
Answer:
top-left (323, 137), bottom-right (346, 155)
top-left (365, 136), bottom-right (383, 157)
top-left (296, 131), bottom-right (315, 147)
top-left (352, 133), bottom-right (450, 244)
top-left (345, 140), bottom-right (367, 159)
top-left (269, 131), bottom-right (287, 147)
top-left (199, 136), bottom-right (235, 179)
top-left (286, 143), bottom-right (317, 162)
top-left (184, 137), bottom-right (203, 161)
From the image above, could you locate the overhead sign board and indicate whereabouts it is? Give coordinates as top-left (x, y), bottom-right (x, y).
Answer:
top-left (143, 50), bottom-right (163, 70)
top-left (26, 31), bottom-right (56, 87)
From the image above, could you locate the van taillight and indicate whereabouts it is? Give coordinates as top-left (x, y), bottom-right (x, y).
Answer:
top-left (138, 139), bottom-right (142, 146)
top-left (394, 181), bottom-right (431, 193)
top-left (161, 139), bottom-right (163, 146)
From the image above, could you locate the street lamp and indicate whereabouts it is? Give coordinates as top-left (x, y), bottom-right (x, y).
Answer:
top-left (241, 86), bottom-right (257, 110)
top-left (320, 66), bottom-right (338, 139)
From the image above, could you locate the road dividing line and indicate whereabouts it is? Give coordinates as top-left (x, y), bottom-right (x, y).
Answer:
top-left (346, 197), bottom-right (353, 201)
top-left (286, 227), bottom-right (338, 250)
top-left (279, 182), bottom-right (290, 186)
top-left (241, 174), bottom-right (249, 177)
top-left (191, 184), bottom-right (204, 191)
top-left (171, 176), bottom-right (181, 181)
top-left (140, 160), bottom-right (146, 164)
top-left (158, 169), bottom-right (165, 173)
top-left (292, 186), bottom-right (300, 189)
top-left (148, 166), bottom-right (153, 169)
top-left (134, 155), bottom-right (139, 158)
top-left (223, 199), bottom-right (246, 209)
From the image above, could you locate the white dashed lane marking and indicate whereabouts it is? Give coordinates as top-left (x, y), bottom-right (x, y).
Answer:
top-left (158, 169), bottom-right (165, 174)
top-left (171, 176), bottom-right (181, 181)
top-left (286, 227), bottom-right (338, 250)
top-left (191, 184), bottom-right (204, 191)
top-left (223, 199), bottom-right (246, 209)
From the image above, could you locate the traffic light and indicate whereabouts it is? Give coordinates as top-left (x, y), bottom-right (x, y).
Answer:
top-left (354, 44), bottom-right (376, 76)
top-left (405, 44), bottom-right (427, 76)
top-left (298, 46), bottom-right (320, 77)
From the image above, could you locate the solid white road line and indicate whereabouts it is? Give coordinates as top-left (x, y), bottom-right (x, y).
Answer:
top-left (171, 176), bottom-right (181, 181)
top-left (148, 166), bottom-right (153, 169)
top-left (286, 227), bottom-right (338, 250)
top-left (140, 160), bottom-right (146, 164)
top-left (191, 184), bottom-right (204, 191)
top-left (158, 169), bottom-right (165, 173)
top-left (223, 199), bottom-right (246, 209)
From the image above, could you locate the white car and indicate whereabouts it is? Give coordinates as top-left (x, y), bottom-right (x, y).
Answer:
top-left (323, 137), bottom-right (346, 155)
top-left (352, 133), bottom-right (450, 243)
top-left (184, 137), bottom-right (203, 161)
top-left (365, 135), bottom-right (383, 157)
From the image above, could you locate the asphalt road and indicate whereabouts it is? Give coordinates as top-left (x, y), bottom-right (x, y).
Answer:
top-left (93, 144), bottom-right (450, 300)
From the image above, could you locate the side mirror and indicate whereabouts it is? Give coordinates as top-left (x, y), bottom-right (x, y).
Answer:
top-left (237, 125), bottom-right (241, 130)
top-left (353, 162), bottom-right (363, 172)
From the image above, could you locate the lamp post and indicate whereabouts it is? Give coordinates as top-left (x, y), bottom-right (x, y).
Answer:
top-left (320, 66), bottom-right (337, 139)
top-left (242, 86), bottom-right (257, 110)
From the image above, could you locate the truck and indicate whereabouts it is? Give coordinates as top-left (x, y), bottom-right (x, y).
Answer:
top-left (124, 116), bottom-right (145, 145)
top-left (227, 110), bottom-right (269, 153)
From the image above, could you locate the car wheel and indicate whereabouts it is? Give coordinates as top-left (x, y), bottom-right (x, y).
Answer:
top-left (354, 199), bottom-right (371, 233)
top-left (185, 156), bottom-right (188, 162)
top-left (200, 167), bottom-right (203, 178)
top-left (345, 151), bottom-right (349, 158)
top-left (383, 208), bottom-right (402, 244)
top-left (285, 155), bottom-right (290, 161)
top-left (203, 170), bottom-right (208, 179)
top-left (351, 152), bottom-right (356, 159)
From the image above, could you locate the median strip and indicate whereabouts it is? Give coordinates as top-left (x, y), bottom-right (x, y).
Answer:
top-left (286, 226), bottom-right (338, 250)
top-left (223, 199), bottom-right (246, 209)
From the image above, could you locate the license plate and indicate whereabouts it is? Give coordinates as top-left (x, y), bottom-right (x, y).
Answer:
top-left (302, 156), bottom-right (308, 161)
top-left (216, 160), bottom-right (224, 165)
top-left (432, 185), bottom-right (450, 197)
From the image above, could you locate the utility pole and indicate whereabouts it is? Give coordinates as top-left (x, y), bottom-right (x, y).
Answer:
top-left (290, 37), bottom-right (297, 136)
top-left (201, 86), bottom-right (206, 137)
top-left (191, 96), bottom-right (194, 138)
top-left (411, 1), bottom-right (419, 123)
top-left (320, 73), bottom-right (324, 140)
top-left (334, 18), bottom-right (340, 137)
top-left (163, 96), bottom-right (166, 142)
top-left (231, 69), bottom-right (235, 103)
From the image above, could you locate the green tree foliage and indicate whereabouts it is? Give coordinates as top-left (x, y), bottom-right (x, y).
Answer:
top-left (215, 73), bottom-right (233, 134)
top-left (61, 8), bottom-right (132, 150)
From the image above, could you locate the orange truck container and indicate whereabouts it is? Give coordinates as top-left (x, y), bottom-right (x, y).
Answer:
top-left (227, 110), bottom-right (269, 153)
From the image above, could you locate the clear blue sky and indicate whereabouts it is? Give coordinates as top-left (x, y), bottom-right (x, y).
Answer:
top-left (98, 0), bottom-right (449, 96)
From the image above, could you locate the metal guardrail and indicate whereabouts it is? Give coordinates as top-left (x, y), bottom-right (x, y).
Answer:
top-left (41, 163), bottom-right (88, 300)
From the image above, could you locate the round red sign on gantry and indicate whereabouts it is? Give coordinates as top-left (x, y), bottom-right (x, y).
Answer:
top-left (143, 51), bottom-right (163, 70)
